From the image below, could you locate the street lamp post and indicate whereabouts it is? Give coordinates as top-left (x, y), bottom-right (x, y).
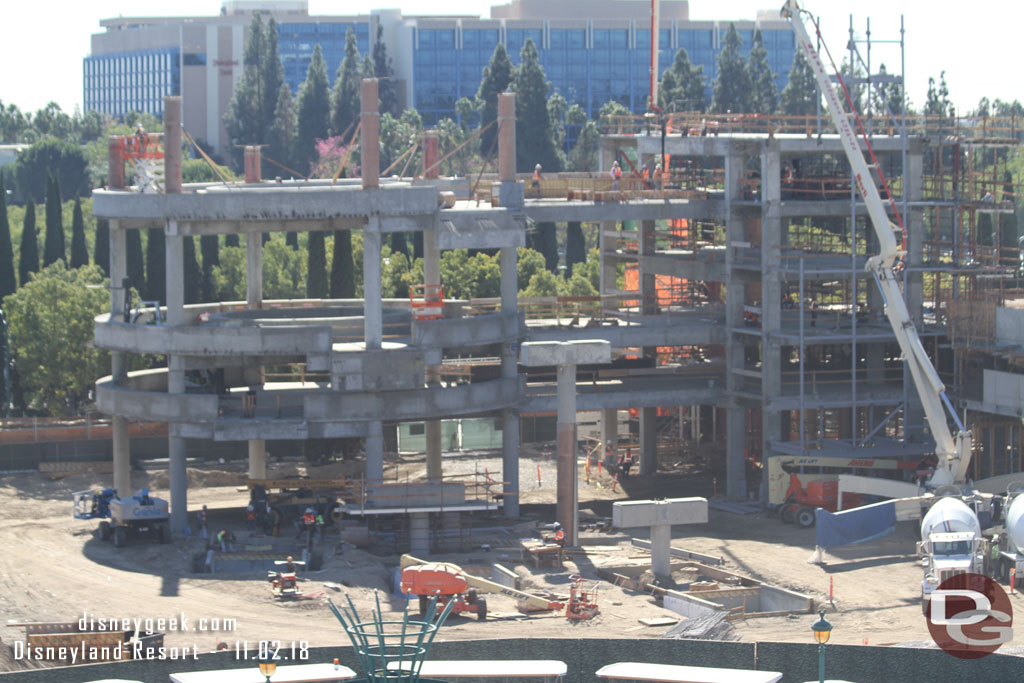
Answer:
top-left (811, 608), bottom-right (833, 683)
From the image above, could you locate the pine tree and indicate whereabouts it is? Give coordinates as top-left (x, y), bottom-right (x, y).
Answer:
top-left (294, 45), bottom-right (331, 174)
top-left (183, 236), bottom-right (201, 304)
top-left (200, 235), bottom-right (219, 302)
top-left (18, 199), bottom-right (38, 287)
top-left (43, 175), bottom-right (65, 266)
top-left (873, 63), bottom-right (905, 123)
top-left (307, 231), bottom-right (327, 298)
top-left (329, 229), bottom-right (355, 298)
top-left (513, 39), bottom-right (562, 172)
top-left (126, 229), bottom-right (145, 295)
top-left (567, 120), bottom-right (599, 172)
top-left (145, 228), bottom-right (166, 304)
top-left (710, 24), bottom-right (751, 114)
top-left (746, 30), bottom-right (777, 115)
top-left (778, 48), bottom-right (819, 116)
top-left (331, 28), bottom-right (362, 138)
top-left (373, 23), bottom-right (398, 117)
top-left (94, 219), bottom-right (110, 277)
top-left (263, 19), bottom-right (285, 143)
top-left (225, 14), bottom-right (268, 169)
top-left (69, 197), bottom-right (88, 268)
top-left (0, 170), bottom-right (15, 300)
top-left (268, 83), bottom-right (297, 173)
top-left (565, 221), bottom-right (585, 278)
top-left (476, 43), bottom-right (513, 158)
top-left (659, 48), bottom-right (706, 113)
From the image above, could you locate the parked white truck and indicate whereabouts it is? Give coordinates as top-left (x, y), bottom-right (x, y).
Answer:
top-left (919, 497), bottom-right (985, 613)
top-left (992, 485), bottom-right (1024, 587)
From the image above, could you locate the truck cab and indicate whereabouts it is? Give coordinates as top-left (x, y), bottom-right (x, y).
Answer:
top-left (921, 531), bottom-right (983, 608)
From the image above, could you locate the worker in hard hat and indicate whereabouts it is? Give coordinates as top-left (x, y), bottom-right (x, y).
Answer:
top-left (610, 160), bottom-right (622, 191)
top-left (283, 555), bottom-right (297, 574)
top-left (531, 163), bottom-right (543, 197)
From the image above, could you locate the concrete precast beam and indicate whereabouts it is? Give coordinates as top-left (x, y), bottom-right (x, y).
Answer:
top-left (525, 320), bottom-right (723, 348)
top-left (93, 318), bottom-right (333, 356)
top-left (522, 383), bottom-right (724, 414)
top-left (413, 311), bottom-right (520, 348)
top-left (96, 376), bottom-right (219, 422)
top-left (521, 199), bottom-right (726, 224)
top-left (91, 184), bottom-right (438, 222)
top-left (613, 498), bottom-right (709, 579)
top-left (519, 340), bottom-right (612, 367)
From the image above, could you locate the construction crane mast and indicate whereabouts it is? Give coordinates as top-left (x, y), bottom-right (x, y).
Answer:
top-left (781, 1), bottom-right (972, 488)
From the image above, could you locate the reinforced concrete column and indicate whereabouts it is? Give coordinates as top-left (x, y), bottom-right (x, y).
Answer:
top-left (248, 439), bottom-right (266, 480)
top-left (724, 149), bottom-right (748, 501)
top-left (639, 407), bottom-right (658, 475)
top-left (360, 79), bottom-right (379, 190)
top-left (556, 363), bottom-right (579, 544)
top-left (602, 409), bottom-right (617, 462)
top-left (498, 93), bottom-right (516, 182)
top-left (599, 221), bottom-right (617, 295)
top-left (109, 220), bottom-right (130, 495)
top-left (163, 96), bottom-right (182, 194)
top-left (650, 522), bottom-right (672, 578)
top-left (500, 245), bottom-right (520, 518)
top-left (165, 221), bottom-right (188, 532)
top-left (363, 220), bottom-right (383, 349)
top-left (422, 153), bottom-right (442, 481)
top-left (409, 512), bottom-right (431, 556)
top-left (366, 421), bottom-right (384, 483)
top-left (246, 234), bottom-right (263, 309)
top-left (760, 141), bottom-right (782, 499)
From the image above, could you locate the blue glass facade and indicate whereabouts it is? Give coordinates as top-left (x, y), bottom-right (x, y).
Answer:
top-left (413, 25), bottom-right (795, 125)
top-left (278, 22), bottom-right (370, 92)
top-left (83, 49), bottom-right (180, 117)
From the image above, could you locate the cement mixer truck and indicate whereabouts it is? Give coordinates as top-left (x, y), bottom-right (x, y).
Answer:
top-left (919, 497), bottom-right (985, 613)
top-left (991, 483), bottom-right (1024, 587)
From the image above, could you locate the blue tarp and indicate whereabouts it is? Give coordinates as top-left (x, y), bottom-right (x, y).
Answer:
top-left (815, 501), bottom-right (897, 548)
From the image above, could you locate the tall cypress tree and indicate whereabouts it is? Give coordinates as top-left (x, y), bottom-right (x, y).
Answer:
top-left (293, 44), bottom-right (331, 173)
top-left (69, 197), bottom-right (88, 268)
top-left (536, 222), bottom-right (558, 274)
top-left (263, 18), bottom-right (285, 142)
top-left (778, 48), bottom-right (819, 116)
top-left (307, 231), bottom-right (327, 298)
top-left (746, 30), bottom-right (778, 115)
top-left (476, 43), bottom-right (513, 158)
top-left (331, 28), bottom-right (362, 138)
top-left (390, 232), bottom-right (408, 258)
top-left (1000, 171), bottom-right (1018, 250)
top-left (225, 234), bottom-right (240, 248)
top-left (18, 199), bottom-right (39, 287)
top-left (513, 39), bottom-right (562, 172)
top-left (225, 14), bottom-right (267, 169)
top-left (268, 83), bottom-right (297, 173)
top-left (183, 236), bottom-right (201, 304)
top-left (659, 48), bottom-right (706, 113)
top-left (200, 235), bottom-right (220, 302)
top-left (43, 175), bottom-right (65, 266)
top-left (285, 232), bottom-right (299, 250)
top-left (94, 219), bottom-right (110, 277)
top-left (565, 222), bottom-right (586, 278)
top-left (372, 23), bottom-right (398, 117)
top-left (145, 227), bottom-right (166, 304)
top-left (329, 229), bottom-right (355, 298)
top-left (126, 228), bottom-right (145, 296)
top-left (0, 170), bottom-right (16, 300)
top-left (710, 24), bottom-right (751, 114)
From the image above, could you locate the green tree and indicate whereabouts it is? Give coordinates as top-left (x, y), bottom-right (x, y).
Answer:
top-left (710, 24), bottom-right (750, 114)
top-left (1000, 171), bottom-right (1018, 249)
top-left (262, 235), bottom-right (307, 298)
top-left (439, 250), bottom-right (500, 299)
top-left (200, 235), bottom-right (220, 302)
top-left (390, 232), bottom-right (409, 257)
top-left (522, 269), bottom-right (560, 298)
top-left (262, 19), bottom-right (285, 144)
top-left (873, 63), bottom-right (904, 123)
top-left (285, 232), bottom-right (299, 250)
top-left (43, 175), bottom-right (65, 267)
top-left (563, 270), bottom-right (597, 297)
top-left (533, 222), bottom-right (558, 273)
top-left (567, 120), bottom-right (599, 172)
top-left (329, 229), bottom-right (355, 298)
top-left (11, 138), bottom-right (91, 204)
top-left (69, 197), bottom-right (88, 269)
top-left (925, 71), bottom-right (955, 118)
top-left (565, 221), bottom-right (586, 278)
top-left (126, 229), bottom-right (145, 295)
top-left (4, 262), bottom-right (109, 415)
top-left (225, 14), bottom-right (268, 169)
top-left (659, 48), bottom-right (706, 113)
top-left (212, 246), bottom-right (246, 300)
top-left (745, 30), bottom-right (777, 115)
top-left (0, 170), bottom-right (15, 300)
top-left (182, 158), bottom-right (234, 183)
top-left (17, 199), bottom-right (38, 287)
top-left (145, 228), bottom-right (165, 304)
top-left (183, 236), bottom-right (201, 304)
top-left (307, 231), bottom-right (327, 298)
top-left (331, 28), bottom-right (363, 139)
top-left (778, 48), bottom-right (819, 116)
top-left (94, 219), bottom-right (110, 277)
top-left (294, 45), bottom-right (331, 173)
top-left (513, 39), bottom-right (562, 172)
top-left (476, 43), bottom-right (513, 158)
top-left (268, 83), bottom-right (297, 173)
top-left (517, 247), bottom-right (546, 291)
top-left (225, 234), bottom-right (240, 248)
top-left (373, 23), bottom-right (399, 117)
top-left (548, 92), bottom-right (568, 153)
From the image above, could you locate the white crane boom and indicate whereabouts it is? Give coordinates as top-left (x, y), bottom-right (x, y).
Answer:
top-left (781, 1), bottom-right (972, 487)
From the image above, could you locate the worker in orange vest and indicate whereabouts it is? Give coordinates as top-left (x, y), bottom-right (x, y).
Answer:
top-left (532, 163), bottom-right (543, 197)
top-left (610, 161), bottom-right (622, 191)
top-left (554, 525), bottom-right (565, 547)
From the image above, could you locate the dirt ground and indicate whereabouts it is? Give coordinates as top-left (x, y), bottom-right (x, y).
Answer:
top-left (2, 447), bottom-right (1024, 673)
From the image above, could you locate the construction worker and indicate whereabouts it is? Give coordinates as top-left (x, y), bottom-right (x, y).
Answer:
top-left (315, 511), bottom-right (325, 539)
top-left (654, 162), bottom-right (663, 190)
top-left (283, 555), bottom-right (297, 574)
top-left (245, 505), bottom-right (258, 535)
top-left (197, 504), bottom-right (209, 540)
top-left (610, 160), bottom-right (622, 191)
top-left (640, 164), bottom-right (650, 189)
top-left (532, 163), bottom-right (543, 197)
top-left (216, 529), bottom-right (235, 552)
top-left (990, 535), bottom-right (1003, 579)
top-left (554, 527), bottom-right (565, 547)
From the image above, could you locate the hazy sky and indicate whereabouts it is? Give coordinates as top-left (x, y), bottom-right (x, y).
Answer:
top-left (2, 1), bottom-right (1019, 116)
